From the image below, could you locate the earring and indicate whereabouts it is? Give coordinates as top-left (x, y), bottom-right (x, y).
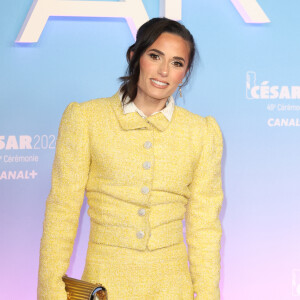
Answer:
top-left (179, 85), bottom-right (183, 97)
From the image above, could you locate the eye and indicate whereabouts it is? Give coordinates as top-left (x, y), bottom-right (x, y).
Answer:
top-left (172, 61), bottom-right (184, 68)
top-left (149, 53), bottom-right (160, 60)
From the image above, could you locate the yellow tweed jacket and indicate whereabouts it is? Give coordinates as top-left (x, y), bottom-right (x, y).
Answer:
top-left (37, 92), bottom-right (223, 300)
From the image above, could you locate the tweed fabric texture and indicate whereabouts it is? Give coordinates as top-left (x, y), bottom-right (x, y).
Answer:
top-left (81, 242), bottom-right (194, 299)
top-left (37, 92), bottom-right (223, 300)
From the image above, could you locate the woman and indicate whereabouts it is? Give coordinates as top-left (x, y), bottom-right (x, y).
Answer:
top-left (38, 17), bottom-right (223, 300)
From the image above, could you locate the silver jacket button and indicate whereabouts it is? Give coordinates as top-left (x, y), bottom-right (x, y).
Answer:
top-left (141, 186), bottom-right (149, 194)
top-left (136, 230), bottom-right (145, 239)
top-left (138, 208), bottom-right (146, 216)
top-left (142, 161), bottom-right (151, 169)
top-left (143, 141), bottom-right (152, 149)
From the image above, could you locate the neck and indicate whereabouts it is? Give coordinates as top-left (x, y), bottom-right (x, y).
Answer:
top-left (133, 90), bottom-right (169, 117)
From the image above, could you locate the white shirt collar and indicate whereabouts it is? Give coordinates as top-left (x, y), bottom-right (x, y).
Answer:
top-left (119, 90), bottom-right (175, 122)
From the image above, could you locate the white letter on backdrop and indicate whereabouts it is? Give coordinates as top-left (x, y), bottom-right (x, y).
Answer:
top-left (16, 0), bottom-right (152, 43)
top-left (160, 0), bottom-right (182, 20)
top-left (231, 0), bottom-right (270, 23)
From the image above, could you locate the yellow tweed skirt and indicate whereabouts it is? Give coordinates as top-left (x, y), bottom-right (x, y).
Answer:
top-left (81, 242), bottom-right (194, 300)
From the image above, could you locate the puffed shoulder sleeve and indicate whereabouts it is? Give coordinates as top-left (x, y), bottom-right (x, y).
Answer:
top-left (37, 102), bottom-right (90, 299)
top-left (186, 116), bottom-right (223, 300)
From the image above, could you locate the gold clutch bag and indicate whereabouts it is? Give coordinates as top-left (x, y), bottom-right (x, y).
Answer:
top-left (62, 275), bottom-right (108, 300)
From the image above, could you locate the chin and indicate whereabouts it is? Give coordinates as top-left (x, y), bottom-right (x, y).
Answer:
top-left (151, 94), bottom-right (170, 101)
top-left (148, 89), bottom-right (171, 100)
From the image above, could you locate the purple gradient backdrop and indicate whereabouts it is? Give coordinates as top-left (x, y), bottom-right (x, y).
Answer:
top-left (0, 0), bottom-right (300, 299)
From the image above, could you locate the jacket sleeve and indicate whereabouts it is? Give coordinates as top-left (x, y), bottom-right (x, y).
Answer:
top-left (186, 116), bottom-right (223, 300)
top-left (37, 102), bottom-right (90, 299)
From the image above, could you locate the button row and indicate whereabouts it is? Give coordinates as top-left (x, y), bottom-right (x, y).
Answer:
top-left (138, 141), bottom-right (152, 240)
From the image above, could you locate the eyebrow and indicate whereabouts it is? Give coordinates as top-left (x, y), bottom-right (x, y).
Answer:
top-left (148, 48), bottom-right (186, 63)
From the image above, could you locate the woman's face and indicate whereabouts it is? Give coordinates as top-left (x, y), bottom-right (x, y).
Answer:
top-left (136, 32), bottom-right (190, 103)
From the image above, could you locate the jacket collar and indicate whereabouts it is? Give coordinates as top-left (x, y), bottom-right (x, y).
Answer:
top-left (109, 92), bottom-right (175, 132)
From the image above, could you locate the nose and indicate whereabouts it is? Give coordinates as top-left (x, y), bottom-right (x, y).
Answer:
top-left (158, 61), bottom-right (168, 77)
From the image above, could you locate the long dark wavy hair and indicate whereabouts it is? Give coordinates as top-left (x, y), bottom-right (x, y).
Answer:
top-left (119, 17), bottom-right (197, 104)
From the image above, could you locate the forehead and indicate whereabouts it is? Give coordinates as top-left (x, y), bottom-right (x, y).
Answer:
top-left (147, 32), bottom-right (190, 59)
